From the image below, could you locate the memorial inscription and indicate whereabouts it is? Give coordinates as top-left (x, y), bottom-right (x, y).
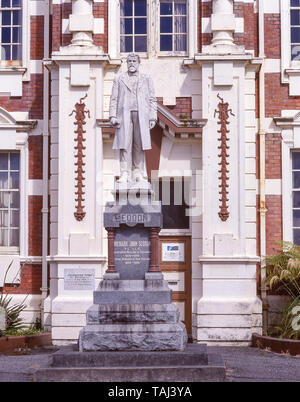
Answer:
top-left (114, 227), bottom-right (151, 279)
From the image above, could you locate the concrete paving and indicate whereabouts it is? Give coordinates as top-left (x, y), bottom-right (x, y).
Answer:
top-left (0, 345), bottom-right (299, 382)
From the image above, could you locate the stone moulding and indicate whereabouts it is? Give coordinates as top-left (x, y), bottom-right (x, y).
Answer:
top-left (214, 93), bottom-right (234, 222)
top-left (70, 94), bottom-right (90, 221)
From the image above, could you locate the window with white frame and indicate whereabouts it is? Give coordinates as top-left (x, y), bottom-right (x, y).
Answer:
top-left (0, 0), bottom-right (22, 65)
top-left (119, 0), bottom-right (188, 55)
top-left (120, 0), bottom-right (147, 53)
top-left (0, 152), bottom-right (20, 250)
top-left (290, 0), bottom-right (300, 60)
top-left (160, 0), bottom-right (187, 53)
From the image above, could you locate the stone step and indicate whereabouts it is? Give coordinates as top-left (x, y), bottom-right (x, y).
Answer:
top-left (93, 279), bottom-right (172, 304)
top-left (93, 290), bottom-right (171, 304)
top-left (78, 322), bottom-right (187, 351)
top-left (86, 303), bottom-right (180, 324)
top-left (33, 363), bottom-right (226, 382)
top-left (52, 344), bottom-right (209, 367)
top-left (32, 346), bottom-right (226, 382)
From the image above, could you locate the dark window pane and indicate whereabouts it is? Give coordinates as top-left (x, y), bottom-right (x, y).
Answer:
top-left (160, 2), bottom-right (172, 15)
top-left (2, 11), bottom-right (11, 26)
top-left (134, 18), bottom-right (146, 34)
top-left (294, 210), bottom-right (300, 227)
top-left (121, 18), bottom-right (132, 34)
top-left (293, 152), bottom-right (300, 169)
top-left (174, 34), bottom-right (186, 51)
top-left (1, 45), bottom-right (10, 59)
top-left (0, 192), bottom-right (9, 208)
top-left (0, 154), bottom-right (8, 170)
top-left (0, 172), bottom-right (8, 189)
top-left (160, 35), bottom-right (172, 51)
top-left (120, 0), bottom-right (133, 16)
top-left (293, 171), bottom-right (300, 188)
top-left (10, 228), bottom-right (19, 247)
top-left (291, 27), bottom-right (300, 42)
top-left (160, 16), bottom-right (172, 33)
top-left (175, 16), bottom-right (186, 33)
top-left (174, 2), bottom-right (187, 15)
top-left (0, 211), bottom-right (9, 228)
top-left (2, 27), bottom-right (11, 43)
top-left (12, 44), bottom-right (21, 59)
top-left (159, 180), bottom-right (189, 229)
top-left (0, 229), bottom-right (9, 247)
top-left (12, 0), bottom-right (21, 6)
top-left (292, 44), bottom-right (300, 59)
top-left (134, 35), bottom-right (147, 52)
top-left (13, 10), bottom-right (22, 25)
top-left (291, 0), bottom-right (300, 6)
top-left (293, 191), bottom-right (300, 207)
top-left (1, 0), bottom-right (11, 8)
top-left (291, 9), bottom-right (300, 25)
top-left (9, 172), bottom-right (19, 189)
top-left (294, 228), bottom-right (300, 245)
top-left (134, 0), bottom-right (146, 16)
top-left (13, 27), bottom-right (21, 43)
top-left (120, 35), bottom-right (133, 52)
top-left (10, 153), bottom-right (19, 170)
top-left (10, 210), bottom-right (19, 227)
top-left (10, 191), bottom-right (19, 208)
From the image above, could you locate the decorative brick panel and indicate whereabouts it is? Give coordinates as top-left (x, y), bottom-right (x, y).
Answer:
top-left (28, 195), bottom-right (43, 257)
top-left (0, 74), bottom-right (43, 120)
top-left (29, 136), bottom-right (43, 180)
top-left (266, 195), bottom-right (283, 255)
top-left (166, 97), bottom-right (192, 119)
top-left (265, 73), bottom-right (300, 117)
top-left (31, 16), bottom-right (44, 60)
top-left (2, 265), bottom-right (42, 295)
top-left (265, 134), bottom-right (282, 179)
top-left (264, 14), bottom-right (281, 59)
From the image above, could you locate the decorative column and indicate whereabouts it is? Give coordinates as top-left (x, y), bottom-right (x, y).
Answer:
top-left (148, 228), bottom-right (161, 273)
top-left (105, 228), bottom-right (117, 274)
top-left (211, 0), bottom-right (235, 47)
top-left (70, 0), bottom-right (94, 46)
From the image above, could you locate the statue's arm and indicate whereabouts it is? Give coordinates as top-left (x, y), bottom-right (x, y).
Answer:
top-left (148, 76), bottom-right (157, 124)
top-left (109, 77), bottom-right (119, 126)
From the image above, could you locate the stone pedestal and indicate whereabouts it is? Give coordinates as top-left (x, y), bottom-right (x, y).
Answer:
top-left (78, 184), bottom-right (188, 351)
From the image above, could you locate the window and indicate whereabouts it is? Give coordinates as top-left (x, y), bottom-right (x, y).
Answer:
top-left (158, 178), bottom-right (190, 229)
top-left (119, 0), bottom-right (188, 55)
top-left (291, 0), bottom-right (300, 60)
top-left (0, 0), bottom-right (22, 65)
top-left (120, 0), bottom-right (147, 53)
top-left (292, 152), bottom-right (300, 244)
top-left (0, 152), bottom-right (20, 250)
top-left (160, 0), bottom-right (187, 52)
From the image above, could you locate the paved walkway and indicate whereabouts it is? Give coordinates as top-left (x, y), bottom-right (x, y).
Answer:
top-left (0, 345), bottom-right (299, 382)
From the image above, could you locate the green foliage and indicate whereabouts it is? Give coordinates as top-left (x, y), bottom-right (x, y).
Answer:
top-left (265, 241), bottom-right (300, 340)
top-left (2, 328), bottom-right (45, 337)
top-left (0, 260), bottom-right (27, 331)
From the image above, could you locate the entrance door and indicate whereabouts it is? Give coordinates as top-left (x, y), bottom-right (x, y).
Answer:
top-left (159, 236), bottom-right (192, 335)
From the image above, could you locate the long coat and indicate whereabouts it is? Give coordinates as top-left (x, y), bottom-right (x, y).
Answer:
top-left (109, 72), bottom-right (157, 151)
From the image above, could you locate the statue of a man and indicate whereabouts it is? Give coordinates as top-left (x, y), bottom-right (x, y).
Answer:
top-left (109, 53), bottom-right (157, 183)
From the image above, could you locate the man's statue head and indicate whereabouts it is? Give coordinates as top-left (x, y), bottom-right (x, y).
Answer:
top-left (126, 53), bottom-right (140, 74)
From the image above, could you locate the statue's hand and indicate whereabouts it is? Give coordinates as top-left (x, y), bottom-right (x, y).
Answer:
top-left (149, 120), bottom-right (156, 129)
top-left (110, 117), bottom-right (120, 127)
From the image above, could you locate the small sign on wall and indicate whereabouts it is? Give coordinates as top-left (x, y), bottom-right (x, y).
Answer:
top-left (161, 243), bottom-right (185, 262)
top-left (64, 269), bottom-right (95, 291)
